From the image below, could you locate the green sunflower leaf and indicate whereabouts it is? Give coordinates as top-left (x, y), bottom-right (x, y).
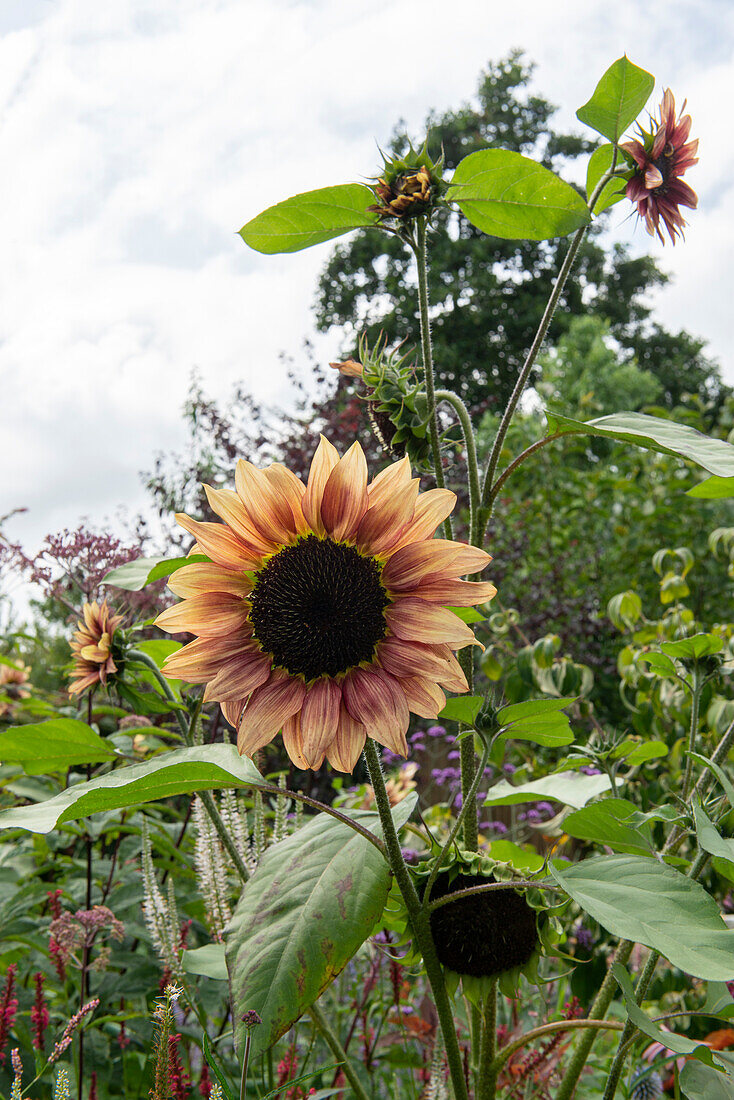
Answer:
top-left (239, 184), bottom-right (379, 254)
top-left (438, 695), bottom-right (483, 724)
top-left (679, 1061), bottom-right (734, 1100)
top-left (564, 799), bottom-right (654, 856)
top-left (576, 56), bottom-right (655, 143)
top-left (586, 144), bottom-right (626, 214)
top-left (550, 854), bottom-right (734, 980)
top-left (0, 719), bottom-right (118, 775)
top-left (101, 555), bottom-right (209, 591)
top-left (612, 963), bottom-right (721, 1068)
top-left (0, 745), bottom-right (269, 833)
top-left (693, 802), bottom-right (734, 863)
top-left (227, 795), bottom-right (417, 1058)
top-left (497, 697), bottom-right (575, 747)
top-left (687, 753), bottom-right (734, 808)
top-left (484, 770), bottom-right (611, 810)
top-left (545, 411), bottom-right (734, 479)
top-left (687, 476), bottom-right (734, 499)
top-left (446, 150), bottom-right (590, 240)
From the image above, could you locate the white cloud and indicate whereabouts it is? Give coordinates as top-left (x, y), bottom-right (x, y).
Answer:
top-left (1, 0), bottom-right (732, 584)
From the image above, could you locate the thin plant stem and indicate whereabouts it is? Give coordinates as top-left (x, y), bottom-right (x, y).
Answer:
top-left (489, 1018), bottom-right (626, 1079)
top-left (485, 434), bottom-right (562, 509)
top-left (434, 388), bottom-right (481, 543)
top-left (413, 218), bottom-right (452, 541)
top-left (239, 1030), bottom-right (251, 1100)
top-left (681, 669), bottom-right (702, 800)
top-left (363, 738), bottom-right (469, 1100)
top-left (477, 162), bottom-right (617, 542)
top-left (308, 1003), bottom-right (371, 1100)
top-left (422, 737), bottom-right (490, 906)
top-left (477, 979), bottom-right (498, 1100)
top-left (427, 880), bottom-right (563, 914)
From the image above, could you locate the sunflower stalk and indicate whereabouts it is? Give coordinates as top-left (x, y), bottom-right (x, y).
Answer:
top-left (476, 979), bottom-right (498, 1099)
top-left (363, 737), bottom-right (470, 1100)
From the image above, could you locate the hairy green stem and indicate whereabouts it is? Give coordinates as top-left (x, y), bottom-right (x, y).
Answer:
top-left (477, 980), bottom-right (498, 1100)
top-left (308, 1003), bottom-right (371, 1100)
top-left (363, 738), bottom-right (469, 1100)
top-left (414, 218), bottom-right (452, 542)
top-left (435, 388), bottom-right (481, 543)
top-left (478, 162), bottom-right (617, 543)
top-left (422, 737), bottom-right (490, 906)
top-left (427, 880), bottom-right (562, 914)
top-left (681, 669), bottom-right (702, 801)
top-left (485, 434), bottom-right (562, 509)
top-left (555, 939), bottom-right (635, 1100)
top-left (490, 1018), bottom-right (626, 1081)
top-left (478, 226), bottom-right (587, 541)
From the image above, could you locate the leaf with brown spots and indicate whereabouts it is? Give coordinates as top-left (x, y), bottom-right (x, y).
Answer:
top-left (226, 794), bottom-right (417, 1058)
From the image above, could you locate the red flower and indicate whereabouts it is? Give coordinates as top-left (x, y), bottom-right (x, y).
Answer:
top-left (621, 88), bottom-right (698, 244)
top-left (31, 973), bottom-right (49, 1052)
top-left (0, 965), bottom-right (18, 1064)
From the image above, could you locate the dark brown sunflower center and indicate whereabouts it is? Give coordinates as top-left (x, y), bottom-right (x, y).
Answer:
top-left (248, 535), bottom-right (389, 680)
top-left (427, 872), bottom-right (539, 978)
top-left (651, 152), bottom-right (673, 192)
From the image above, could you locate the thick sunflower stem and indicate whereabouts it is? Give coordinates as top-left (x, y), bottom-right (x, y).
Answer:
top-left (555, 939), bottom-right (635, 1100)
top-left (681, 668), bottom-right (702, 801)
top-left (477, 979), bottom-right (498, 1100)
top-left (414, 218), bottom-right (452, 542)
top-left (308, 1004), bottom-right (371, 1100)
top-left (363, 738), bottom-right (469, 1100)
top-left (434, 389), bottom-right (481, 544)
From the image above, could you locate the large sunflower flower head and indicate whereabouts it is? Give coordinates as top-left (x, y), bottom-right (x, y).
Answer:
top-left (155, 439), bottom-right (496, 773)
top-left (68, 598), bottom-right (124, 697)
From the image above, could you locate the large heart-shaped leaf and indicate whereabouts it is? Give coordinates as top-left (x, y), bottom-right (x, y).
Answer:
top-left (564, 799), bottom-right (654, 856)
top-left (0, 719), bottom-right (118, 775)
top-left (550, 855), bottom-right (734, 979)
top-left (546, 411), bottom-right (734, 478)
top-left (680, 1061), bottom-right (734, 1100)
top-left (0, 745), bottom-right (267, 833)
top-left (483, 770), bottom-right (611, 809)
top-left (687, 476), bottom-right (734, 499)
top-left (227, 795), bottom-right (417, 1057)
top-left (577, 56), bottom-right (654, 143)
top-left (446, 150), bottom-right (590, 240)
top-left (239, 184), bottom-right (379, 254)
top-left (693, 802), bottom-right (734, 863)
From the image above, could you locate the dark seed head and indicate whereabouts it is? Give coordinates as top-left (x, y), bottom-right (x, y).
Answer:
top-left (427, 871), bottom-right (539, 978)
top-left (248, 535), bottom-right (389, 681)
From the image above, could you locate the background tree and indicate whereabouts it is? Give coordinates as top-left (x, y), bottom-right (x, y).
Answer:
top-left (314, 51), bottom-right (729, 419)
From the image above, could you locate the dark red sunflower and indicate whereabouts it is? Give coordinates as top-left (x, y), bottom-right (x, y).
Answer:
top-left (621, 88), bottom-right (698, 244)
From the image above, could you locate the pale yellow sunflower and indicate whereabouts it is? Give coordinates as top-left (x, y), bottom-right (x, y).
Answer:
top-left (155, 439), bottom-right (495, 772)
top-left (68, 599), bottom-right (123, 696)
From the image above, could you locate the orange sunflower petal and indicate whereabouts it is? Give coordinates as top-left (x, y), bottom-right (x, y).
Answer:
top-left (203, 486), bottom-right (275, 555)
top-left (383, 540), bottom-right (491, 589)
top-left (300, 677), bottom-right (341, 767)
top-left (342, 667), bottom-right (409, 756)
top-left (326, 704), bottom-right (367, 773)
top-left (320, 441), bottom-right (369, 541)
top-left (237, 670), bottom-right (307, 756)
top-left (433, 645), bottom-right (470, 692)
top-left (221, 698), bottom-right (248, 730)
top-left (167, 563), bottom-right (254, 599)
top-left (355, 479), bottom-right (420, 556)
top-left (366, 456), bottom-right (413, 507)
top-left (400, 676), bottom-right (446, 720)
top-left (202, 651), bottom-right (272, 702)
top-left (265, 464), bottom-right (309, 536)
top-left (388, 489), bottom-right (457, 552)
top-left (235, 459), bottom-right (299, 544)
top-left (282, 713), bottom-right (313, 769)
top-left (302, 436), bottom-right (340, 536)
top-left (386, 597), bottom-right (480, 650)
top-left (161, 633), bottom-right (256, 681)
top-left (376, 636), bottom-right (454, 680)
top-left (154, 593), bottom-right (250, 637)
top-left (175, 513), bottom-right (260, 569)
top-left (399, 579), bottom-right (497, 606)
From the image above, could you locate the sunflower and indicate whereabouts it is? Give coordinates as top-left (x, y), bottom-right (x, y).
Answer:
top-left (68, 599), bottom-right (124, 696)
top-left (154, 439), bottom-right (495, 772)
top-left (621, 88), bottom-right (698, 245)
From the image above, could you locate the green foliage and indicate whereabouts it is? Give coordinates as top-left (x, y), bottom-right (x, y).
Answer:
top-left (576, 56), bottom-right (654, 143)
top-left (447, 149), bottom-right (590, 239)
top-left (483, 770), bottom-right (611, 808)
top-left (239, 184), bottom-right (379, 253)
top-left (227, 796), bottom-right (416, 1058)
top-left (550, 855), bottom-right (734, 979)
top-left (0, 718), bottom-right (117, 774)
top-left (101, 554), bottom-right (209, 591)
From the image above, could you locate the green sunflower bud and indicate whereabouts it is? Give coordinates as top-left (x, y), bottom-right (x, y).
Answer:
top-left (357, 333), bottom-right (433, 467)
top-left (367, 140), bottom-right (446, 223)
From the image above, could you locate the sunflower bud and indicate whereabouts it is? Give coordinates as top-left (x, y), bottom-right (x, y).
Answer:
top-left (367, 141), bottom-right (445, 223)
top-left (353, 333), bottom-right (432, 466)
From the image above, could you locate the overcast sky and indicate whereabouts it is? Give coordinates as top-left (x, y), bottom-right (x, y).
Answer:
top-left (2, 0), bottom-right (732, 591)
